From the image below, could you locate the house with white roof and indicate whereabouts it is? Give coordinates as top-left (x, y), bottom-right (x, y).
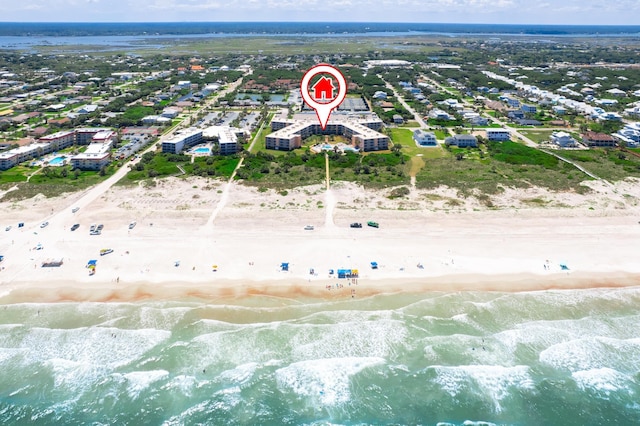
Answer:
top-left (550, 131), bottom-right (578, 148)
top-left (606, 88), bottom-right (626, 97)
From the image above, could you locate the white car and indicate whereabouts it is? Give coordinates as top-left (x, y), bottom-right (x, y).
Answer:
top-left (129, 221), bottom-right (137, 229)
top-left (304, 225), bottom-right (314, 230)
top-left (72, 207), bottom-right (79, 213)
top-left (5, 226), bottom-right (11, 231)
top-left (40, 222), bottom-right (49, 228)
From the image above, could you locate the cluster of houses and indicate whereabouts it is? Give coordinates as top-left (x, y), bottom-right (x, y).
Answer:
top-left (414, 128), bottom-right (512, 148)
top-left (0, 128), bottom-right (118, 171)
top-left (482, 70), bottom-right (632, 122)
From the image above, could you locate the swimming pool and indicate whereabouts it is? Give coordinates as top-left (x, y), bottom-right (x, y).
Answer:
top-left (322, 144), bottom-right (333, 150)
top-left (193, 147), bottom-right (211, 154)
top-left (48, 156), bottom-right (65, 165)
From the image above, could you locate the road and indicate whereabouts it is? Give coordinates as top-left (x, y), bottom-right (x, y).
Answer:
top-left (379, 75), bottom-right (429, 129)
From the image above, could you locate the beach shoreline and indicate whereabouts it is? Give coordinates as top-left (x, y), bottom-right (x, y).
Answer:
top-left (2, 177), bottom-right (640, 304)
top-left (2, 271), bottom-right (640, 305)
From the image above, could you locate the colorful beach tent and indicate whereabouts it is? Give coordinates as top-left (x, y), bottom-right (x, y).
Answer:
top-left (87, 259), bottom-right (97, 266)
top-left (281, 262), bottom-right (289, 271)
top-left (371, 262), bottom-right (378, 269)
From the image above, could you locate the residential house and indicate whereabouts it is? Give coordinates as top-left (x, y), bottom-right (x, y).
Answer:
top-left (413, 129), bottom-right (437, 146)
top-left (550, 131), bottom-right (579, 148)
top-left (615, 123), bottom-right (640, 147)
top-left (507, 110), bottom-right (525, 120)
top-left (486, 128), bottom-right (511, 141)
top-left (393, 115), bottom-right (404, 124)
top-left (582, 131), bottom-right (617, 147)
top-left (598, 112), bottom-right (622, 121)
top-left (552, 105), bottom-right (567, 115)
top-left (77, 104), bottom-right (98, 115)
top-left (521, 104), bottom-right (537, 114)
top-left (429, 109), bottom-right (454, 121)
top-left (606, 88), bottom-right (626, 97)
top-left (445, 134), bottom-right (478, 148)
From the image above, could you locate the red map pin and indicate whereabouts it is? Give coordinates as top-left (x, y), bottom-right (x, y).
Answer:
top-left (300, 64), bottom-right (347, 130)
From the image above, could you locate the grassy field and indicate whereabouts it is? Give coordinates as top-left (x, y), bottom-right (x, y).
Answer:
top-left (415, 141), bottom-right (591, 195)
top-left (557, 148), bottom-right (640, 181)
top-left (1, 166), bottom-right (115, 201)
top-left (519, 130), bottom-right (555, 144)
top-left (237, 150), bottom-right (409, 189)
top-left (121, 153), bottom-right (240, 183)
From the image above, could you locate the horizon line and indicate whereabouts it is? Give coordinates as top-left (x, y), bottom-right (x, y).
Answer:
top-left (1, 21), bottom-right (640, 27)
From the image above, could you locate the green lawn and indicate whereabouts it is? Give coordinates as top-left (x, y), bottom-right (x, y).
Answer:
top-left (389, 128), bottom-right (415, 146)
top-left (519, 130), bottom-right (554, 144)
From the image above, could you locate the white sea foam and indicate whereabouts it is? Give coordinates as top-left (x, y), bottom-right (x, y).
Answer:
top-left (275, 357), bottom-right (385, 406)
top-left (20, 327), bottom-right (171, 368)
top-left (539, 336), bottom-right (640, 373)
top-left (161, 374), bottom-right (197, 396)
top-left (432, 365), bottom-right (534, 413)
top-left (44, 357), bottom-right (108, 394)
top-left (572, 368), bottom-right (634, 398)
top-left (289, 319), bottom-right (408, 360)
top-left (0, 347), bottom-right (25, 364)
top-left (217, 362), bottom-right (258, 386)
top-left (122, 370), bottom-right (170, 399)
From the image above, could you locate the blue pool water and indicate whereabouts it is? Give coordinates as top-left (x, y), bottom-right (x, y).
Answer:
top-left (322, 144), bottom-right (332, 150)
top-left (48, 156), bottom-right (65, 165)
top-left (193, 147), bottom-right (210, 154)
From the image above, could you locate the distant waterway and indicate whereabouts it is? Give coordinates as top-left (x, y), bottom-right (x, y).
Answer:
top-left (1, 22), bottom-right (640, 52)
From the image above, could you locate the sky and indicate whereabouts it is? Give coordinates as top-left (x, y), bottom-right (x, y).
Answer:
top-left (0, 0), bottom-right (639, 25)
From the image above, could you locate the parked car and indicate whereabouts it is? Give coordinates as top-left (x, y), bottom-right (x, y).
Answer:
top-left (71, 224), bottom-right (80, 231)
top-left (90, 224), bottom-right (96, 232)
top-left (304, 225), bottom-right (314, 230)
top-left (40, 222), bottom-right (49, 228)
top-left (97, 224), bottom-right (104, 231)
top-left (129, 221), bottom-right (137, 229)
top-left (72, 207), bottom-right (79, 213)
top-left (5, 226), bottom-right (11, 231)
top-left (350, 223), bottom-right (362, 228)
top-left (367, 221), bottom-right (379, 228)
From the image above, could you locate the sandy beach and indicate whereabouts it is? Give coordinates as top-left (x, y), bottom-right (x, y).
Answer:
top-left (1, 176), bottom-right (640, 303)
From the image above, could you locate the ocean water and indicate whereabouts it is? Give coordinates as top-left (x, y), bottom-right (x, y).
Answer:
top-left (0, 286), bottom-right (639, 425)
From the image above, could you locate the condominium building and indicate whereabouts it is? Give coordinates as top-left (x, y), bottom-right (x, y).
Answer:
top-left (265, 112), bottom-right (389, 152)
top-left (39, 130), bottom-right (76, 150)
top-left (70, 143), bottom-right (111, 171)
top-left (161, 129), bottom-right (203, 154)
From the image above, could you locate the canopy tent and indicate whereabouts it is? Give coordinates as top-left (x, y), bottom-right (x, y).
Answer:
top-left (280, 262), bottom-right (289, 271)
top-left (371, 262), bottom-right (378, 269)
top-left (87, 259), bottom-right (97, 266)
